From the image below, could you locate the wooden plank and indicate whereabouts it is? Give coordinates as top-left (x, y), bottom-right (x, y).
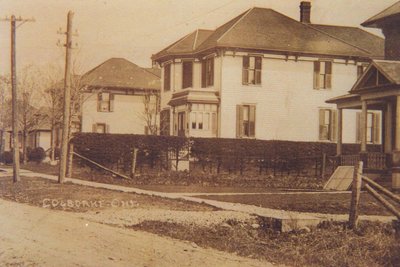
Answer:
top-left (362, 175), bottom-right (400, 204)
top-left (324, 166), bottom-right (354, 190)
top-left (73, 152), bottom-right (130, 180)
top-left (365, 184), bottom-right (400, 220)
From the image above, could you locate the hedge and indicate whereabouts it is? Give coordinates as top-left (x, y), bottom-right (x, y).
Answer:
top-left (71, 133), bottom-right (381, 176)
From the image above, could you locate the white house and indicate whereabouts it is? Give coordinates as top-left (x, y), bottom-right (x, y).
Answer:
top-left (80, 58), bottom-right (161, 134)
top-left (152, 1), bottom-right (384, 144)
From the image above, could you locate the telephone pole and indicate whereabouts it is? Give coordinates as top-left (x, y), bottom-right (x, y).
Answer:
top-left (1, 15), bottom-right (34, 183)
top-left (58, 11), bottom-right (75, 183)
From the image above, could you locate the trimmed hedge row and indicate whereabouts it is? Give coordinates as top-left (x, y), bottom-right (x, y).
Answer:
top-left (72, 133), bottom-right (381, 175)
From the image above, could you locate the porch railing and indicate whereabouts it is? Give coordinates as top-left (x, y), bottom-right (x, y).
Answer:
top-left (338, 152), bottom-right (389, 170)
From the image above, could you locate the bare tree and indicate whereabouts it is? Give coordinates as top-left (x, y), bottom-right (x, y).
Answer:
top-left (3, 66), bottom-right (45, 164)
top-left (40, 64), bottom-right (64, 161)
top-left (0, 75), bottom-right (11, 154)
top-left (139, 90), bottom-right (160, 135)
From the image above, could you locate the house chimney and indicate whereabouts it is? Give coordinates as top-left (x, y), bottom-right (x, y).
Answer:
top-left (300, 1), bottom-right (311, 23)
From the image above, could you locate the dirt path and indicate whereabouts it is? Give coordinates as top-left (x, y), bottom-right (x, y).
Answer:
top-left (0, 199), bottom-right (272, 267)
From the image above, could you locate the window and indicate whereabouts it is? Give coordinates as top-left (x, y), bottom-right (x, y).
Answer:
top-left (201, 57), bottom-right (214, 87)
top-left (243, 56), bottom-right (262, 85)
top-left (190, 104), bottom-right (217, 132)
top-left (314, 61), bottom-right (332, 89)
top-left (92, 123), bottom-right (108, 134)
top-left (177, 112), bottom-right (186, 137)
top-left (164, 63), bottom-right (171, 91)
top-left (97, 92), bottom-right (114, 112)
top-left (182, 61), bottom-right (193, 89)
top-left (356, 112), bottom-right (380, 144)
top-left (236, 105), bottom-right (256, 138)
top-left (318, 109), bottom-right (337, 141)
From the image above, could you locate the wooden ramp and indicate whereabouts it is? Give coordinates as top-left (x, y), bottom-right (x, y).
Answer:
top-left (324, 166), bottom-right (354, 191)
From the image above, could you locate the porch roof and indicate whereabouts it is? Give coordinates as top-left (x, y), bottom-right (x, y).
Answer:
top-left (326, 93), bottom-right (360, 104)
top-left (168, 89), bottom-right (219, 107)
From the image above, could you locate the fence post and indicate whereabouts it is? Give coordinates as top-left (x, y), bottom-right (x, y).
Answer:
top-left (66, 143), bottom-right (74, 178)
top-left (349, 161), bottom-right (363, 229)
top-left (130, 148), bottom-right (138, 178)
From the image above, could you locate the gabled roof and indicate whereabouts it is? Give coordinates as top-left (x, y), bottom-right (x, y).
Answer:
top-left (373, 60), bottom-right (400, 84)
top-left (309, 24), bottom-right (384, 58)
top-left (350, 60), bottom-right (400, 92)
top-left (153, 7), bottom-right (384, 61)
top-left (81, 58), bottom-right (160, 90)
top-left (362, 1), bottom-right (400, 27)
top-left (327, 59), bottom-right (400, 104)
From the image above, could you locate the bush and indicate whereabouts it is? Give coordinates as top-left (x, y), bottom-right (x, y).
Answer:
top-left (1, 151), bottom-right (13, 164)
top-left (71, 133), bottom-right (381, 178)
top-left (28, 147), bottom-right (46, 163)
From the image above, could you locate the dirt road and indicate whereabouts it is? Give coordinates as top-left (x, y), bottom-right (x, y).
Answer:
top-left (0, 199), bottom-right (272, 267)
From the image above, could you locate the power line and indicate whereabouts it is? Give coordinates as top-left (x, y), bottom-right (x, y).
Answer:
top-left (143, 0), bottom-right (237, 39)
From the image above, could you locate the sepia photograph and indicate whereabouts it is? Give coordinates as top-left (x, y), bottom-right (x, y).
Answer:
top-left (0, 0), bottom-right (399, 266)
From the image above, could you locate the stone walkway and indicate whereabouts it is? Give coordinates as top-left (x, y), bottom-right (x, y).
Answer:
top-left (0, 168), bottom-right (396, 231)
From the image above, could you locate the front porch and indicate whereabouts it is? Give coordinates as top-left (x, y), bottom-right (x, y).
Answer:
top-left (327, 60), bottom-right (400, 189)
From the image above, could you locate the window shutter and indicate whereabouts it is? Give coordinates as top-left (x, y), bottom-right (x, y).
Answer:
top-left (318, 109), bottom-right (325, 140)
top-left (242, 69), bottom-right (249, 85)
top-left (201, 60), bottom-right (206, 88)
top-left (109, 94), bottom-right (114, 112)
top-left (326, 62), bottom-right (332, 89)
top-left (92, 124), bottom-right (97, 133)
top-left (331, 110), bottom-right (338, 142)
top-left (243, 56), bottom-right (249, 68)
top-left (255, 57), bottom-right (262, 70)
top-left (313, 61), bottom-right (320, 89)
top-left (209, 58), bottom-right (214, 86)
top-left (243, 57), bottom-right (249, 84)
top-left (357, 65), bottom-right (363, 78)
top-left (249, 105), bottom-right (256, 137)
top-left (236, 105), bottom-right (243, 138)
top-left (97, 93), bottom-right (102, 112)
top-left (356, 112), bottom-right (361, 143)
top-left (373, 113), bottom-right (380, 144)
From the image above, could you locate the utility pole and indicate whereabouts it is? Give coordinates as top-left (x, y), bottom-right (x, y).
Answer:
top-left (1, 15), bottom-right (34, 183)
top-left (58, 11), bottom-right (75, 183)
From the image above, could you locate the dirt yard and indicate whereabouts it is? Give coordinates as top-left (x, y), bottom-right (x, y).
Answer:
top-left (197, 192), bottom-right (400, 216)
top-left (0, 175), bottom-right (216, 212)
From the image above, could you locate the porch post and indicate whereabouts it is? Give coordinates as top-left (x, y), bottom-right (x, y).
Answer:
top-left (336, 108), bottom-right (343, 156)
top-left (360, 100), bottom-right (368, 153)
top-left (393, 96), bottom-right (400, 190)
top-left (385, 101), bottom-right (393, 153)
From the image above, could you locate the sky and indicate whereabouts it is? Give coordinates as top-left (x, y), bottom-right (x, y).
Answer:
top-left (0, 0), bottom-right (397, 75)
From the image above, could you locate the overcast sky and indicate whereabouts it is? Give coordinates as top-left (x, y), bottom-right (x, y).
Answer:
top-left (0, 0), bottom-right (396, 75)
